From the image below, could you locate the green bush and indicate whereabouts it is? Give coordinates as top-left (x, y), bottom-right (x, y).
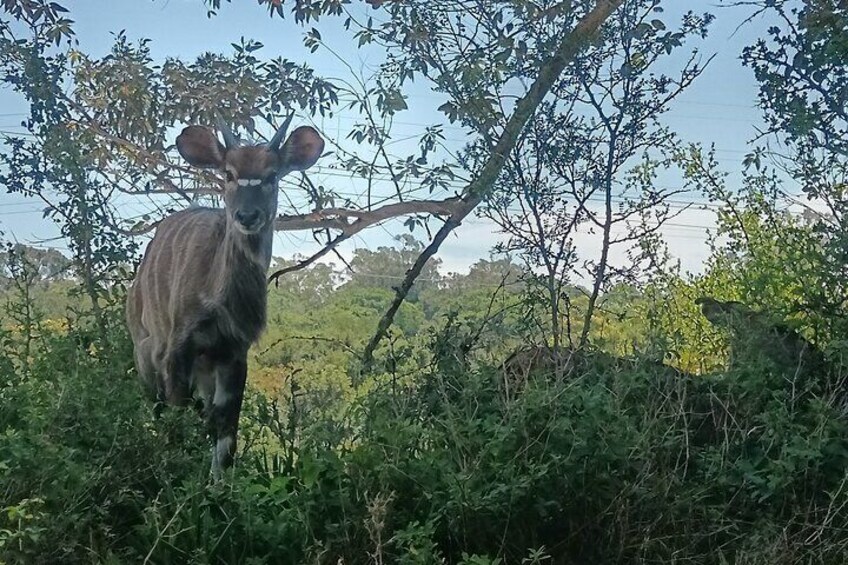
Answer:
top-left (2, 315), bottom-right (847, 564)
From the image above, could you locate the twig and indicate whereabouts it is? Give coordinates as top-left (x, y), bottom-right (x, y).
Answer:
top-left (143, 498), bottom-right (188, 565)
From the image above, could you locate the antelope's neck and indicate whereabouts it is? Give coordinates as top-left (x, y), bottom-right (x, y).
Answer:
top-left (223, 222), bottom-right (274, 271)
top-left (210, 221), bottom-right (273, 344)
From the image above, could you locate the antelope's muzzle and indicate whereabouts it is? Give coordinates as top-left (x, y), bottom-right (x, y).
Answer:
top-left (235, 209), bottom-right (263, 233)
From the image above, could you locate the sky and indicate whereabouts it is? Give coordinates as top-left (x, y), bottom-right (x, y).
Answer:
top-left (0, 0), bottom-right (785, 280)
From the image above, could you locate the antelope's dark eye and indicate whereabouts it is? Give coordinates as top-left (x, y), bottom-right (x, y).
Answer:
top-left (224, 170), bottom-right (235, 183)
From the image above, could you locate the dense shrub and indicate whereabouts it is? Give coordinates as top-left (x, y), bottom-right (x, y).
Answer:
top-left (2, 315), bottom-right (847, 564)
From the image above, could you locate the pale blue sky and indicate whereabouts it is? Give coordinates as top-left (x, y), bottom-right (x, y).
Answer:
top-left (0, 0), bottom-right (782, 277)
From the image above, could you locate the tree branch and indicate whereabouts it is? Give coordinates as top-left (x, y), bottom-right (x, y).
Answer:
top-left (273, 198), bottom-right (461, 233)
top-left (361, 0), bottom-right (626, 370)
top-left (266, 197), bottom-right (462, 283)
top-left (61, 95), bottom-right (201, 202)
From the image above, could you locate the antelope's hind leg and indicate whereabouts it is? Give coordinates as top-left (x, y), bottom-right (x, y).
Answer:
top-left (133, 336), bottom-right (168, 416)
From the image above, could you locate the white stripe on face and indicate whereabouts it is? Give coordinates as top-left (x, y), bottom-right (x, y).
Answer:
top-left (237, 178), bottom-right (263, 187)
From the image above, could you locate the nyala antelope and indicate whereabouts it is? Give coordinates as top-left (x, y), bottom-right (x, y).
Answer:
top-left (126, 115), bottom-right (324, 477)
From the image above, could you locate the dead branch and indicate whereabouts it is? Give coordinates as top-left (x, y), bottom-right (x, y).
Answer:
top-left (264, 197), bottom-right (461, 283)
top-left (273, 198), bottom-right (461, 233)
top-left (361, 0), bottom-right (626, 370)
top-left (269, 233), bottom-right (348, 284)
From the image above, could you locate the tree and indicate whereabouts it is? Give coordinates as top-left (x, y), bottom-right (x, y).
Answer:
top-left (483, 2), bottom-right (712, 348)
top-left (0, 5), bottom-right (136, 340)
top-left (693, 0), bottom-right (848, 347)
top-left (741, 0), bottom-right (848, 163)
top-left (0, 244), bottom-right (71, 288)
top-left (342, 235), bottom-right (442, 302)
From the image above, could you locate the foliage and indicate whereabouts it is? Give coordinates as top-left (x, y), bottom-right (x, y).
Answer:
top-left (742, 0), bottom-right (848, 161)
top-left (2, 0), bottom-right (460, 236)
top-left (0, 226), bottom-right (845, 562)
top-left (0, 10), bottom-right (137, 341)
top-left (736, 0), bottom-right (848, 359)
top-left (2, 292), bottom-right (847, 563)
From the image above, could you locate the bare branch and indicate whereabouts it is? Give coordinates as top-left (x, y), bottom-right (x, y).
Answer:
top-left (273, 197), bottom-right (462, 233)
top-left (267, 197), bottom-right (462, 283)
top-left (269, 233), bottom-right (348, 284)
top-left (61, 95), bottom-right (202, 202)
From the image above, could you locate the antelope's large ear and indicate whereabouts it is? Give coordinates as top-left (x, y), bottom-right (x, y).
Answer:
top-left (280, 126), bottom-right (325, 171)
top-left (176, 126), bottom-right (226, 169)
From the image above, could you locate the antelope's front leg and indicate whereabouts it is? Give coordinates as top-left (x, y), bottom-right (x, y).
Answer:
top-left (208, 354), bottom-right (248, 479)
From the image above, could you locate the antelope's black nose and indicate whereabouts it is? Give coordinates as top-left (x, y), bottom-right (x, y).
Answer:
top-left (235, 209), bottom-right (261, 229)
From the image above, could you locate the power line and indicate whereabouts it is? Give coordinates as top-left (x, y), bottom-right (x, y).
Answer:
top-left (0, 130), bottom-right (36, 137)
top-left (0, 186), bottom-right (794, 229)
top-left (301, 166), bottom-right (724, 199)
top-left (0, 207), bottom-right (44, 216)
top-left (0, 201), bottom-right (47, 208)
top-left (675, 100), bottom-right (757, 110)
